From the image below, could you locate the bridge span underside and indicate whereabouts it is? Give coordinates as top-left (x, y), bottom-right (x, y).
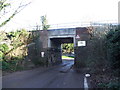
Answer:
top-left (50, 37), bottom-right (73, 44)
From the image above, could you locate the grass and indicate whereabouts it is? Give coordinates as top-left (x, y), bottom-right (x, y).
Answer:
top-left (62, 55), bottom-right (74, 59)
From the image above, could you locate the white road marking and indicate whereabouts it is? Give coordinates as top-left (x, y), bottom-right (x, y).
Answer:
top-left (84, 77), bottom-right (88, 90)
top-left (0, 76), bottom-right (2, 90)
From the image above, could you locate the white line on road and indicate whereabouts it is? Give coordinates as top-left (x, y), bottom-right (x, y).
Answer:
top-left (0, 76), bottom-right (2, 90)
top-left (84, 77), bottom-right (88, 90)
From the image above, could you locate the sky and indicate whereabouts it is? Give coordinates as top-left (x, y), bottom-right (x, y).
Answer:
top-left (1, 0), bottom-right (120, 31)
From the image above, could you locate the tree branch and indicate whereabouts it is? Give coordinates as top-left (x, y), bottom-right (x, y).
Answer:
top-left (0, 0), bottom-right (31, 28)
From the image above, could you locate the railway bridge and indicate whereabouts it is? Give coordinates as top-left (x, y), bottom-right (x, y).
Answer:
top-left (30, 27), bottom-right (91, 67)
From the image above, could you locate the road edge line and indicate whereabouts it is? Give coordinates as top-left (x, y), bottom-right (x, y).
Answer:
top-left (84, 77), bottom-right (88, 90)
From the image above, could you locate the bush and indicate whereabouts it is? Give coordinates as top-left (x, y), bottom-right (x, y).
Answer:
top-left (0, 43), bottom-right (9, 53)
top-left (107, 81), bottom-right (120, 89)
top-left (2, 61), bottom-right (10, 70)
top-left (0, 44), bottom-right (9, 60)
top-left (2, 60), bottom-right (24, 71)
top-left (62, 43), bottom-right (74, 54)
top-left (106, 26), bottom-right (120, 76)
top-left (98, 82), bottom-right (120, 89)
top-left (1, 29), bottom-right (33, 71)
top-left (0, 51), bottom-right (3, 60)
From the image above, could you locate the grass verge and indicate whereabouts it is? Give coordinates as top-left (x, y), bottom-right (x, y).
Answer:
top-left (62, 56), bottom-right (74, 59)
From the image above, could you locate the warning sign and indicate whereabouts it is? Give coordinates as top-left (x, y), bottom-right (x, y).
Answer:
top-left (76, 35), bottom-right (80, 39)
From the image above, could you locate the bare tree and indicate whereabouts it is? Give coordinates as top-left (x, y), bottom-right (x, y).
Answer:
top-left (0, 0), bottom-right (31, 28)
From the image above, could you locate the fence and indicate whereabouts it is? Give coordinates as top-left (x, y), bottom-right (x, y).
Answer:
top-left (26, 21), bottom-right (118, 31)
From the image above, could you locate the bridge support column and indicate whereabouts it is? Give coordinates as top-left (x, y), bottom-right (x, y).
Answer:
top-left (74, 27), bottom-right (90, 68)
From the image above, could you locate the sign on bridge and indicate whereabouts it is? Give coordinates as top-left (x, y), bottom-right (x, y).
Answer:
top-left (78, 41), bottom-right (86, 46)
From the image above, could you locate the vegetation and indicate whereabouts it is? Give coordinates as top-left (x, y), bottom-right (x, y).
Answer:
top-left (62, 43), bottom-right (74, 54)
top-left (0, 29), bottom-right (33, 71)
top-left (62, 56), bottom-right (74, 59)
top-left (0, 0), bottom-right (31, 28)
top-left (41, 15), bottom-right (50, 30)
top-left (85, 25), bottom-right (120, 89)
top-left (106, 26), bottom-right (120, 75)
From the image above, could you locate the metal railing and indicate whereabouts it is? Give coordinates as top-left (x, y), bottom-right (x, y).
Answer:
top-left (25, 21), bottom-right (119, 31)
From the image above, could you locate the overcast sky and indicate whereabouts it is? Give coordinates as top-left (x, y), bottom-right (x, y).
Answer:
top-left (1, 0), bottom-right (119, 31)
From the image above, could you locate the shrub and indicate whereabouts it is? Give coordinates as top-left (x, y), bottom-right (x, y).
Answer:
top-left (107, 81), bottom-right (120, 89)
top-left (1, 29), bottom-right (33, 71)
top-left (98, 82), bottom-right (120, 89)
top-left (0, 43), bottom-right (9, 53)
top-left (106, 26), bottom-right (120, 76)
top-left (0, 51), bottom-right (3, 60)
top-left (2, 61), bottom-right (10, 70)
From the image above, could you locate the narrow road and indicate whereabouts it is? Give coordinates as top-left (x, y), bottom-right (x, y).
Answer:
top-left (2, 60), bottom-right (84, 88)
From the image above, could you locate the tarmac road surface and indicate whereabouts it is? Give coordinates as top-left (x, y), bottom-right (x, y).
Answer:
top-left (2, 59), bottom-right (84, 88)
